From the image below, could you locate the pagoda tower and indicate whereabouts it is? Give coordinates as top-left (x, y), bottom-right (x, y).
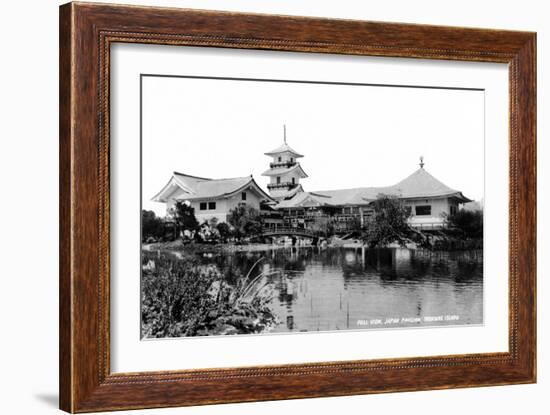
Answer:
top-left (262, 126), bottom-right (308, 200)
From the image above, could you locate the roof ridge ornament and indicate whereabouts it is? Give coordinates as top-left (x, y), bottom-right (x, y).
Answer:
top-left (283, 124), bottom-right (287, 144)
top-left (419, 156), bottom-right (425, 169)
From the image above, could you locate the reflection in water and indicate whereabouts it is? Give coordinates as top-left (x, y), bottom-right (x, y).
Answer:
top-left (202, 247), bottom-right (483, 333)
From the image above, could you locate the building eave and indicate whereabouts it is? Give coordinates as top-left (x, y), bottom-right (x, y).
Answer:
top-left (222, 177), bottom-right (274, 202)
top-left (173, 171), bottom-right (211, 181)
top-left (397, 191), bottom-right (472, 202)
top-left (151, 176), bottom-right (193, 203)
top-left (261, 163), bottom-right (308, 178)
top-left (264, 150), bottom-right (304, 158)
top-left (175, 176), bottom-right (274, 203)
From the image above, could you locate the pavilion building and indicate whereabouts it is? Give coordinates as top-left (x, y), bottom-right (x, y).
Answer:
top-left (261, 126), bottom-right (308, 201)
top-left (151, 172), bottom-right (273, 224)
top-left (152, 128), bottom-right (473, 233)
top-left (260, 134), bottom-right (472, 231)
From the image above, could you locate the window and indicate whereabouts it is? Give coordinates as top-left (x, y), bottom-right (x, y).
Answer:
top-left (208, 202), bottom-right (216, 210)
top-left (290, 157), bottom-right (294, 163)
top-left (450, 205), bottom-right (457, 215)
top-left (199, 202), bottom-right (207, 210)
top-left (241, 192), bottom-right (247, 201)
top-left (291, 177), bottom-right (295, 185)
top-left (278, 156), bottom-right (281, 162)
top-left (415, 205), bottom-right (431, 216)
top-left (276, 176), bottom-right (281, 184)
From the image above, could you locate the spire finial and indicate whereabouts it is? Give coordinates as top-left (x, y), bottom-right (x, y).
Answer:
top-left (283, 124), bottom-right (287, 144)
top-left (419, 156), bottom-right (425, 169)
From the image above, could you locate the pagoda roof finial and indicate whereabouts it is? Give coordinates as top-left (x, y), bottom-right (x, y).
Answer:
top-left (264, 125), bottom-right (304, 157)
top-left (419, 156), bottom-right (425, 169)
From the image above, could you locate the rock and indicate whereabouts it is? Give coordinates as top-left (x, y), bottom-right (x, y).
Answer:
top-left (226, 316), bottom-right (256, 331)
top-left (211, 324), bottom-right (239, 335)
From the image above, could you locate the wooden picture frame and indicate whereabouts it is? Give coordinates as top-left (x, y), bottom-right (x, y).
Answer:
top-left (59, 2), bottom-right (536, 412)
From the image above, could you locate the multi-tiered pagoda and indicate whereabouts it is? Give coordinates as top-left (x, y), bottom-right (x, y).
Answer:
top-left (262, 126), bottom-right (308, 200)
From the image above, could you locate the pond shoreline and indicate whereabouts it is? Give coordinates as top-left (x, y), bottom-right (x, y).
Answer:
top-left (143, 238), bottom-right (482, 255)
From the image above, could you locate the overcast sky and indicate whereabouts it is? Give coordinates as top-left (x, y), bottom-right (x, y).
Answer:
top-left (142, 76), bottom-right (484, 216)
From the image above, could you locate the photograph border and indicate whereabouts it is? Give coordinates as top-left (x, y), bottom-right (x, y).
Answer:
top-left (59, 2), bottom-right (536, 412)
top-left (139, 72), bottom-right (487, 340)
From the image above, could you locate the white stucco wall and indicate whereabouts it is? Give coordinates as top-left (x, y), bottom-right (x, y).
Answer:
top-left (269, 171), bottom-right (299, 185)
top-left (404, 197), bottom-right (460, 227)
top-left (405, 198), bottom-right (451, 218)
top-left (271, 152), bottom-right (297, 164)
top-left (183, 190), bottom-right (263, 224)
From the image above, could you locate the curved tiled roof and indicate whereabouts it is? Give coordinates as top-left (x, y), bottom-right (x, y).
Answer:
top-left (264, 142), bottom-right (304, 158)
top-left (181, 176), bottom-right (254, 200)
top-left (278, 168), bottom-right (471, 208)
top-left (261, 163), bottom-right (308, 178)
top-left (313, 187), bottom-right (390, 205)
top-left (152, 172), bottom-right (273, 202)
top-left (389, 168), bottom-right (467, 199)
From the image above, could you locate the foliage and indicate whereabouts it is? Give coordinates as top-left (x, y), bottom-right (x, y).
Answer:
top-left (227, 205), bottom-right (263, 239)
top-left (141, 210), bottom-right (164, 242)
top-left (197, 220), bottom-right (221, 242)
top-left (446, 209), bottom-right (483, 238)
top-left (308, 216), bottom-right (334, 237)
top-left (170, 201), bottom-right (199, 232)
top-left (362, 194), bottom-right (413, 247)
top-left (216, 222), bottom-right (232, 241)
top-left (141, 252), bottom-right (277, 338)
top-left (343, 216), bottom-right (362, 234)
top-left (141, 257), bottom-right (221, 337)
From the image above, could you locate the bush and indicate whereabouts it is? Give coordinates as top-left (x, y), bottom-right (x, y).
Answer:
top-left (447, 209), bottom-right (483, 238)
top-left (142, 210), bottom-right (164, 242)
top-left (227, 205), bottom-right (263, 239)
top-left (216, 222), bottom-right (232, 242)
top-left (141, 252), bottom-right (277, 338)
top-left (141, 258), bottom-right (221, 338)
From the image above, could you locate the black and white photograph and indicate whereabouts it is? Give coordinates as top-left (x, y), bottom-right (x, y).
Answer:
top-left (2, 0), bottom-right (544, 413)
top-left (140, 74), bottom-right (484, 339)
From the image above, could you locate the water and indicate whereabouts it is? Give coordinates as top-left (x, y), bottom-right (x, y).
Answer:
top-left (199, 247), bottom-right (483, 334)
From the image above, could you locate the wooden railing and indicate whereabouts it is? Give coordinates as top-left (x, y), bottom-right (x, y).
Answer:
top-left (269, 161), bottom-right (296, 169)
top-left (409, 222), bottom-right (448, 230)
top-left (262, 226), bottom-right (315, 237)
top-left (267, 182), bottom-right (298, 190)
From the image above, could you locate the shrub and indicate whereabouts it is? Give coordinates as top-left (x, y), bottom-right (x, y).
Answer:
top-left (447, 209), bottom-right (483, 238)
top-left (141, 253), bottom-right (277, 338)
top-left (141, 210), bottom-right (164, 242)
top-left (216, 222), bottom-right (232, 242)
top-left (227, 205), bottom-right (263, 240)
top-left (141, 258), bottom-right (221, 337)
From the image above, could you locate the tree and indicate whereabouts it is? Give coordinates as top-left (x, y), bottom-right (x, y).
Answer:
top-left (362, 194), bottom-right (412, 247)
top-left (170, 201), bottom-right (198, 233)
top-left (141, 210), bottom-right (164, 241)
top-left (216, 222), bottom-right (232, 242)
top-left (227, 205), bottom-right (263, 240)
top-left (447, 209), bottom-right (483, 238)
